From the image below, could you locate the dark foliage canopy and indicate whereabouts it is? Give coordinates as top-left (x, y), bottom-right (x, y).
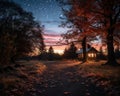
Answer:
top-left (0, 0), bottom-right (44, 64)
top-left (63, 42), bottom-right (77, 59)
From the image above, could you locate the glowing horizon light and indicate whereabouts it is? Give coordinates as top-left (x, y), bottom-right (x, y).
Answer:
top-left (46, 45), bottom-right (67, 55)
top-left (46, 49), bottom-right (64, 55)
top-left (46, 49), bottom-right (64, 54)
top-left (54, 49), bottom-right (64, 55)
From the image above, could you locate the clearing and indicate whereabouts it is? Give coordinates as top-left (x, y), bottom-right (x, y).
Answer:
top-left (0, 60), bottom-right (120, 96)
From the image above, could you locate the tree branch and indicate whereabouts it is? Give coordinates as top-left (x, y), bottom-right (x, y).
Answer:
top-left (113, 6), bottom-right (120, 24)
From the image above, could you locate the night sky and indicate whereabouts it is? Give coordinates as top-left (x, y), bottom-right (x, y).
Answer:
top-left (13, 0), bottom-right (67, 53)
top-left (13, 0), bottom-right (65, 33)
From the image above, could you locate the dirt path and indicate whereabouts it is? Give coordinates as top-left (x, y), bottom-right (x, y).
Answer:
top-left (24, 60), bottom-right (107, 96)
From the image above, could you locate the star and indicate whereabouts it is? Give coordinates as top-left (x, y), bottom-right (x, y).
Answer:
top-left (27, 4), bottom-right (31, 7)
top-left (60, 14), bottom-right (64, 18)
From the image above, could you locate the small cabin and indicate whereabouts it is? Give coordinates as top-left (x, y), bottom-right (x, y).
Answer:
top-left (76, 47), bottom-right (99, 61)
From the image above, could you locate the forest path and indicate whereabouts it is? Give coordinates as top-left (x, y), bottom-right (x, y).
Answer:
top-left (24, 60), bottom-right (106, 96)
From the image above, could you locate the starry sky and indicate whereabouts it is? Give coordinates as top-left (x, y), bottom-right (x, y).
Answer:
top-left (13, 0), bottom-right (67, 53)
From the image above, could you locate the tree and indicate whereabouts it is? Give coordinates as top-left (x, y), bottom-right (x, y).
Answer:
top-left (0, 0), bottom-right (44, 65)
top-left (58, 0), bottom-right (99, 62)
top-left (90, 0), bottom-right (120, 65)
top-left (48, 46), bottom-right (54, 60)
top-left (59, 0), bottom-right (120, 65)
top-left (82, 37), bottom-right (87, 62)
top-left (48, 46), bottom-right (54, 54)
top-left (63, 48), bottom-right (69, 58)
top-left (31, 25), bottom-right (45, 54)
top-left (68, 42), bottom-right (77, 59)
top-left (39, 47), bottom-right (62, 60)
top-left (63, 42), bottom-right (77, 59)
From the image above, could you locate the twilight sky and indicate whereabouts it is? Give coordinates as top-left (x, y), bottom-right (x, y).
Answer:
top-left (13, 0), bottom-right (67, 53)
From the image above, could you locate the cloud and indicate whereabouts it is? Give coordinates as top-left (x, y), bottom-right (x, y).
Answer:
top-left (42, 20), bottom-right (61, 24)
top-left (44, 29), bottom-right (60, 34)
top-left (43, 32), bottom-right (62, 46)
top-left (44, 33), bottom-right (61, 37)
top-left (43, 29), bottom-right (67, 47)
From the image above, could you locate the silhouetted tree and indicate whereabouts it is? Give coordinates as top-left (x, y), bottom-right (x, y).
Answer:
top-left (82, 37), bottom-right (87, 62)
top-left (31, 25), bottom-right (45, 53)
top-left (39, 50), bottom-right (62, 60)
top-left (63, 43), bottom-right (77, 59)
top-left (63, 48), bottom-right (69, 58)
top-left (48, 46), bottom-right (54, 60)
top-left (92, 0), bottom-right (120, 65)
top-left (0, 0), bottom-right (44, 65)
top-left (48, 46), bottom-right (54, 54)
top-left (68, 42), bottom-right (77, 59)
top-left (39, 51), bottom-right (49, 60)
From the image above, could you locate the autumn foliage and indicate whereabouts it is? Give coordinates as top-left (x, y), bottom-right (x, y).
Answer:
top-left (59, 0), bottom-right (120, 65)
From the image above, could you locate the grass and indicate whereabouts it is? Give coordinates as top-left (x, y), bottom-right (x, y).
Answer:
top-left (78, 60), bottom-right (120, 80)
top-left (0, 60), bottom-right (47, 96)
top-left (76, 60), bottom-right (120, 95)
top-left (1, 77), bottom-right (20, 88)
top-left (80, 61), bottom-right (120, 78)
top-left (0, 60), bottom-right (120, 96)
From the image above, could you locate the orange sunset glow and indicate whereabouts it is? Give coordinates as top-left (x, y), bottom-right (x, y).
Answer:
top-left (43, 32), bottom-right (67, 54)
top-left (46, 45), bottom-right (67, 54)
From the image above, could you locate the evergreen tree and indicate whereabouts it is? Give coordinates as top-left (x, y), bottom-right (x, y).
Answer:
top-left (63, 48), bottom-right (68, 58)
top-left (48, 46), bottom-right (54, 54)
top-left (48, 46), bottom-right (54, 60)
top-left (63, 43), bottom-right (77, 59)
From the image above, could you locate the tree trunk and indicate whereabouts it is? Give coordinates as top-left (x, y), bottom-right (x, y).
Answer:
top-left (10, 56), bottom-right (16, 64)
top-left (82, 36), bottom-right (87, 62)
top-left (105, 30), bottom-right (118, 66)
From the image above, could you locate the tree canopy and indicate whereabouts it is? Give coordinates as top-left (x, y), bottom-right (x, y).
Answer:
top-left (0, 0), bottom-right (44, 65)
top-left (63, 42), bottom-right (77, 59)
top-left (59, 0), bottom-right (120, 65)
